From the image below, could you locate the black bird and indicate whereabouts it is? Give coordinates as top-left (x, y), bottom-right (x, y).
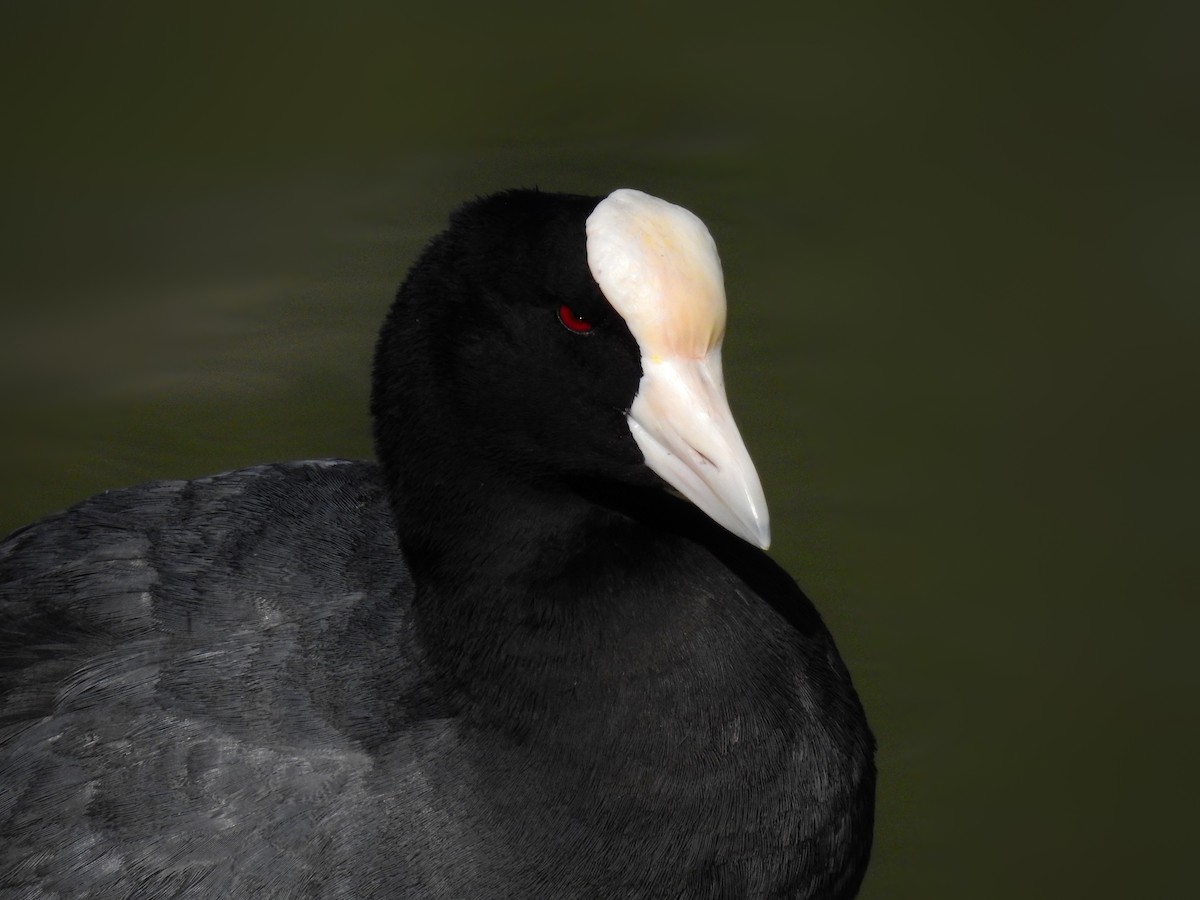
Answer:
top-left (0, 189), bottom-right (874, 898)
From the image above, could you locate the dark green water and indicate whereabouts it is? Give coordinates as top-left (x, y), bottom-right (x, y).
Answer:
top-left (2, 4), bottom-right (1196, 897)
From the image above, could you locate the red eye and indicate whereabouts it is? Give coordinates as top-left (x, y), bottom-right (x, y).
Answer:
top-left (557, 303), bottom-right (595, 334)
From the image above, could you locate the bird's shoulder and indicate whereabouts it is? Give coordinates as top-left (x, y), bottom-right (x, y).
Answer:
top-left (0, 460), bottom-right (453, 897)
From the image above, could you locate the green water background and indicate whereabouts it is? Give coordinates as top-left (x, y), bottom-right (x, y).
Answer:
top-left (2, 3), bottom-right (1196, 897)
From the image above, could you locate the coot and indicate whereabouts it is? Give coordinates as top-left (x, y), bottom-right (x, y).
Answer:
top-left (0, 189), bottom-right (874, 898)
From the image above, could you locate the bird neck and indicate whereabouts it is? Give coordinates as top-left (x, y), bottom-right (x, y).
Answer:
top-left (386, 456), bottom-right (691, 676)
top-left (392, 460), bottom-right (644, 596)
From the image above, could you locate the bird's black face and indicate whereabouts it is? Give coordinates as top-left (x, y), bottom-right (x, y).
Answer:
top-left (440, 196), bottom-right (649, 484)
top-left (372, 191), bottom-right (648, 498)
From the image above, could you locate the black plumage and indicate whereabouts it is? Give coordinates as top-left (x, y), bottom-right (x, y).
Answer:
top-left (0, 189), bottom-right (874, 898)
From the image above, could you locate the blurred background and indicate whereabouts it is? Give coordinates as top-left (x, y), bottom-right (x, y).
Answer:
top-left (2, 2), bottom-right (1196, 897)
